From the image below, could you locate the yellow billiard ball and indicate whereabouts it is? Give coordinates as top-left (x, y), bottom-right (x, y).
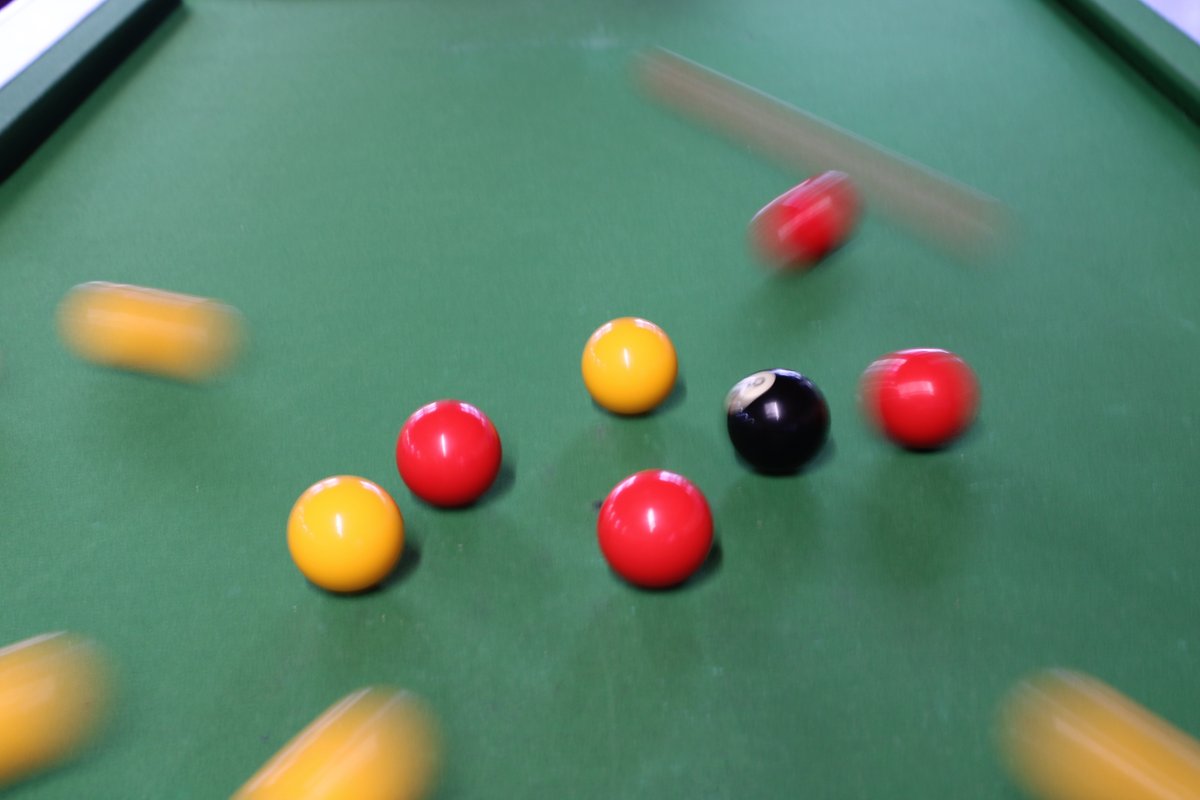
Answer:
top-left (0, 632), bottom-right (111, 788)
top-left (581, 317), bottom-right (678, 415)
top-left (57, 281), bottom-right (242, 381)
top-left (232, 687), bottom-right (440, 800)
top-left (287, 476), bottom-right (404, 593)
top-left (1000, 670), bottom-right (1200, 800)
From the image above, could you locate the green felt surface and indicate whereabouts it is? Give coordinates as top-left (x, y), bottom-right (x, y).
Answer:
top-left (1, 1), bottom-right (1199, 797)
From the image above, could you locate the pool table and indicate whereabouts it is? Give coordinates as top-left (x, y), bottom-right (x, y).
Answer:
top-left (1, 1), bottom-right (1199, 797)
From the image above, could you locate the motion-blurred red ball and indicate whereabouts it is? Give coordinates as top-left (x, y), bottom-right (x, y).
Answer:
top-left (860, 348), bottom-right (979, 449)
top-left (749, 171), bottom-right (860, 268)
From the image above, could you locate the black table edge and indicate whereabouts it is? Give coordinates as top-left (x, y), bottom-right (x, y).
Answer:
top-left (0, 0), bottom-right (181, 185)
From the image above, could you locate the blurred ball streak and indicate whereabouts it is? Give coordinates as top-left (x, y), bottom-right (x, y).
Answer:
top-left (58, 282), bottom-right (242, 381)
top-left (232, 687), bottom-right (440, 800)
top-left (636, 49), bottom-right (1006, 263)
top-left (0, 632), bottom-right (112, 787)
top-left (1000, 670), bottom-right (1200, 800)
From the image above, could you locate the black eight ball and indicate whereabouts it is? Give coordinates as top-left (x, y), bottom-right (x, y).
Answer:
top-left (726, 369), bottom-right (830, 474)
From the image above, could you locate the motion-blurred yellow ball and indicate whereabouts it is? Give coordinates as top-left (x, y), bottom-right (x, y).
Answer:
top-left (287, 476), bottom-right (404, 593)
top-left (581, 317), bottom-right (678, 415)
top-left (0, 632), bottom-right (112, 787)
top-left (1000, 670), bottom-right (1200, 800)
top-left (58, 281), bottom-right (242, 381)
top-left (232, 687), bottom-right (440, 800)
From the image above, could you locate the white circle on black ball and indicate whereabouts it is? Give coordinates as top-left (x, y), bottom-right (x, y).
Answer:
top-left (725, 371), bottom-right (776, 414)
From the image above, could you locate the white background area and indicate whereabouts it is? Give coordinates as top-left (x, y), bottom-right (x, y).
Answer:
top-left (1140, 0), bottom-right (1200, 44)
top-left (0, 0), bottom-right (107, 91)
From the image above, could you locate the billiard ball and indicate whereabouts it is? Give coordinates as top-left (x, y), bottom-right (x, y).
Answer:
top-left (1000, 670), bottom-right (1200, 800)
top-left (749, 171), bottom-right (860, 268)
top-left (233, 686), bottom-right (441, 800)
top-left (726, 369), bottom-right (830, 473)
top-left (396, 400), bottom-right (502, 507)
top-left (57, 282), bottom-right (242, 381)
top-left (860, 348), bottom-right (979, 449)
top-left (287, 476), bottom-right (405, 593)
top-left (0, 633), bottom-right (111, 788)
top-left (597, 470), bottom-right (713, 589)
top-left (581, 317), bottom-right (678, 415)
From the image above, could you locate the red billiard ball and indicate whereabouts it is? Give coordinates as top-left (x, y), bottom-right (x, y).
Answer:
top-left (396, 400), bottom-right (502, 507)
top-left (597, 470), bottom-right (713, 589)
top-left (860, 348), bottom-right (980, 449)
top-left (749, 171), bottom-right (860, 268)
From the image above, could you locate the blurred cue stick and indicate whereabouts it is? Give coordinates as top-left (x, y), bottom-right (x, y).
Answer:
top-left (637, 49), bottom-right (1006, 261)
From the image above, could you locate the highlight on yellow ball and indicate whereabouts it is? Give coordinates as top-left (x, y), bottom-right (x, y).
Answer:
top-left (287, 476), bottom-right (405, 594)
top-left (999, 669), bottom-right (1200, 800)
top-left (0, 632), bottom-right (112, 788)
top-left (232, 686), bottom-right (441, 800)
top-left (57, 281), bottom-right (242, 381)
top-left (581, 316), bottom-right (678, 415)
